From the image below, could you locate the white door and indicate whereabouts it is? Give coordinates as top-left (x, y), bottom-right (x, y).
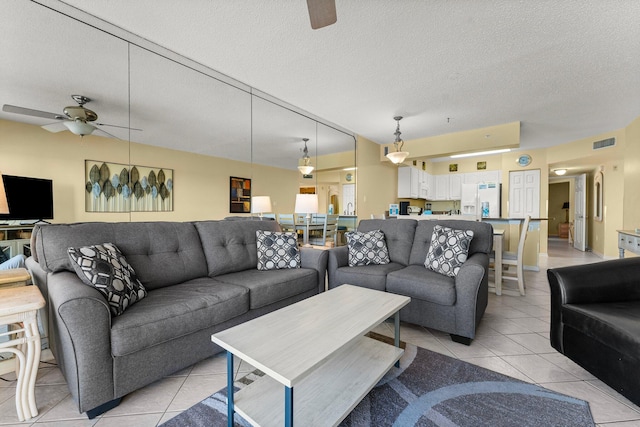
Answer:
top-left (573, 173), bottom-right (587, 251)
top-left (508, 170), bottom-right (540, 218)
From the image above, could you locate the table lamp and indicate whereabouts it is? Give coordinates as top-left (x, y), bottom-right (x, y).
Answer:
top-left (562, 202), bottom-right (569, 223)
top-left (251, 196), bottom-right (272, 219)
top-left (294, 194), bottom-right (318, 247)
top-left (0, 173), bottom-right (8, 214)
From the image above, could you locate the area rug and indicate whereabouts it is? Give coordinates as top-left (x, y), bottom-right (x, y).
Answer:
top-left (161, 342), bottom-right (594, 427)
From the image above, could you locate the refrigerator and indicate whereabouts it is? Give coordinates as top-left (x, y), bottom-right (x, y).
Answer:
top-left (460, 183), bottom-right (501, 218)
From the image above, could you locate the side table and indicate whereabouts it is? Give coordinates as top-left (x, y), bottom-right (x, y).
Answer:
top-left (0, 285), bottom-right (45, 421)
top-left (0, 268), bottom-right (31, 289)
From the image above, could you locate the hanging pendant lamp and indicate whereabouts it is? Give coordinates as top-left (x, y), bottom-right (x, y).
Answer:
top-left (386, 116), bottom-right (409, 164)
top-left (298, 138), bottom-right (315, 175)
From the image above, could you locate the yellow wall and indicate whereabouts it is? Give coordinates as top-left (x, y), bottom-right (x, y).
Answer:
top-left (624, 116), bottom-right (640, 231)
top-left (356, 135), bottom-right (398, 221)
top-left (0, 119), bottom-right (300, 223)
top-left (549, 182), bottom-right (570, 236)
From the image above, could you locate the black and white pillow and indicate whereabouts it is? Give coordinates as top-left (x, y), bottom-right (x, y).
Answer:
top-left (346, 229), bottom-right (390, 267)
top-left (67, 243), bottom-right (147, 316)
top-left (256, 231), bottom-right (301, 271)
top-left (425, 225), bottom-right (474, 277)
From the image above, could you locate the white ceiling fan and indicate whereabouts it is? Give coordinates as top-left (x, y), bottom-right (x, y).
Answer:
top-left (2, 95), bottom-right (140, 138)
top-left (307, 0), bottom-right (337, 29)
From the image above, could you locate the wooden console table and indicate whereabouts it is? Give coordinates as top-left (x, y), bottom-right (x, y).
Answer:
top-left (617, 230), bottom-right (640, 258)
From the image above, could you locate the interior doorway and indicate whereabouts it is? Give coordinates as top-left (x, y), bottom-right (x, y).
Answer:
top-left (549, 182), bottom-right (570, 238)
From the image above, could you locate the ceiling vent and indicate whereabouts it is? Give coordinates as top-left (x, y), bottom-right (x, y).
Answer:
top-left (593, 137), bottom-right (615, 150)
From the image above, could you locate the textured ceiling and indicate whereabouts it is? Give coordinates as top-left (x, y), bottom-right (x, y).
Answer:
top-left (2, 1), bottom-right (640, 167)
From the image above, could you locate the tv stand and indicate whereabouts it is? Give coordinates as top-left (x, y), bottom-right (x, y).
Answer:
top-left (0, 225), bottom-right (34, 259)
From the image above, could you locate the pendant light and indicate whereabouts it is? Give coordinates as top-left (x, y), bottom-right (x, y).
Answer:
top-left (298, 138), bottom-right (314, 175)
top-left (386, 116), bottom-right (409, 164)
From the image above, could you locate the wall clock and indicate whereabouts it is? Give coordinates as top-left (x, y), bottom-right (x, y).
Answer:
top-left (517, 154), bottom-right (532, 167)
top-left (345, 173), bottom-right (353, 182)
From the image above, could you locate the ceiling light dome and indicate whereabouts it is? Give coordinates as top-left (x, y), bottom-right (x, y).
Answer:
top-left (554, 169), bottom-right (567, 176)
top-left (386, 116), bottom-right (409, 164)
top-left (64, 118), bottom-right (95, 136)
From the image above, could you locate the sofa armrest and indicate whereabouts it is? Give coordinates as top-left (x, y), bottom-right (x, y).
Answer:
top-left (547, 257), bottom-right (640, 352)
top-left (47, 271), bottom-right (115, 412)
top-left (453, 252), bottom-right (489, 338)
top-left (300, 247), bottom-right (329, 293)
top-left (327, 246), bottom-right (349, 289)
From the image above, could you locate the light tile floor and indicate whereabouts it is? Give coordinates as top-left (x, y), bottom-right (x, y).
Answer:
top-left (1, 238), bottom-right (639, 426)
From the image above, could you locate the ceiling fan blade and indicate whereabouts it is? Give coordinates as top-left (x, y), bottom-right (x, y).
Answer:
top-left (92, 127), bottom-right (121, 139)
top-left (41, 122), bottom-right (69, 133)
top-left (3, 104), bottom-right (65, 120)
top-left (95, 122), bottom-right (143, 131)
top-left (307, 0), bottom-right (337, 29)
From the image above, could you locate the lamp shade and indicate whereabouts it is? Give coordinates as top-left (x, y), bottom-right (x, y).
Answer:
top-left (562, 202), bottom-right (570, 209)
top-left (0, 173), bottom-right (8, 214)
top-left (64, 119), bottom-right (95, 136)
top-left (386, 151), bottom-right (409, 164)
top-left (294, 194), bottom-right (318, 214)
top-left (251, 196), bottom-right (272, 214)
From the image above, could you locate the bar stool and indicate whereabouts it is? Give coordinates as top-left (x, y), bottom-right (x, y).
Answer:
top-left (0, 286), bottom-right (45, 421)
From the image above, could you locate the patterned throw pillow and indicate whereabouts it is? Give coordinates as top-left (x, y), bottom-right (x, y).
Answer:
top-left (346, 229), bottom-right (390, 267)
top-left (425, 225), bottom-right (474, 277)
top-left (256, 231), bottom-right (301, 270)
top-left (67, 243), bottom-right (147, 316)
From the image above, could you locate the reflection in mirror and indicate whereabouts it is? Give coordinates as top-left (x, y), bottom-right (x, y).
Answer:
top-left (315, 123), bottom-right (356, 216)
top-left (129, 45), bottom-right (252, 164)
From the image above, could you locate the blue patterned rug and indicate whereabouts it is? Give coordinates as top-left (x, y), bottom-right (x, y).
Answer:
top-left (162, 342), bottom-right (594, 427)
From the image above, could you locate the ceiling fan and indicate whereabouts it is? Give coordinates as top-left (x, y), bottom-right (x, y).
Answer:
top-left (307, 0), bottom-right (337, 29)
top-left (2, 95), bottom-right (140, 138)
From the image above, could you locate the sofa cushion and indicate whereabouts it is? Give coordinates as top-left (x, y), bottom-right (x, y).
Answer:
top-left (333, 262), bottom-right (405, 292)
top-left (357, 219), bottom-right (417, 266)
top-left (213, 268), bottom-right (318, 309)
top-left (110, 278), bottom-right (249, 356)
top-left (195, 220), bottom-right (280, 277)
top-left (34, 222), bottom-right (209, 290)
top-left (424, 225), bottom-right (474, 277)
top-left (346, 229), bottom-right (390, 267)
top-left (409, 220), bottom-right (493, 266)
top-left (387, 265), bottom-right (456, 306)
top-left (67, 243), bottom-right (147, 316)
top-left (562, 301), bottom-right (640, 357)
top-left (256, 231), bottom-right (301, 270)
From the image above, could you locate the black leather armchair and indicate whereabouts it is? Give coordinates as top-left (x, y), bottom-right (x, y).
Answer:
top-left (547, 258), bottom-right (640, 406)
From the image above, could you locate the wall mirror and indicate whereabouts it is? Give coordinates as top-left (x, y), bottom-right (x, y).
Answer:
top-left (1, 2), bottom-right (356, 220)
top-left (594, 170), bottom-right (603, 222)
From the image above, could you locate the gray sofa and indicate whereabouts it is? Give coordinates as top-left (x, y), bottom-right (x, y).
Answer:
top-left (26, 220), bottom-right (328, 418)
top-left (327, 219), bottom-right (493, 345)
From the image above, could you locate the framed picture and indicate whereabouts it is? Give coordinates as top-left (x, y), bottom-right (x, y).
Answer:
top-left (230, 176), bottom-right (251, 213)
top-left (449, 163), bottom-right (458, 172)
top-left (477, 161), bottom-right (487, 170)
top-left (299, 186), bottom-right (316, 194)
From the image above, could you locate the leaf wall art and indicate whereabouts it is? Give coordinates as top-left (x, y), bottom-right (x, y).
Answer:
top-left (85, 160), bottom-right (173, 212)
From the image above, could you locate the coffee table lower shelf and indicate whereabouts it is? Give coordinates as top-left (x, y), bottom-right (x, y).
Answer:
top-left (233, 335), bottom-right (403, 427)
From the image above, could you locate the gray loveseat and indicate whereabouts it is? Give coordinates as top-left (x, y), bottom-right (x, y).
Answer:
top-left (26, 220), bottom-right (328, 418)
top-left (327, 219), bottom-right (493, 345)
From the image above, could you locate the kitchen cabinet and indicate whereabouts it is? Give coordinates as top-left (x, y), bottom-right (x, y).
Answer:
top-left (419, 171), bottom-right (432, 199)
top-left (463, 170), bottom-right (501, 185)
top-left (398, 167), bottom-right (420, 198)
top-left (449, 174), bottom-right (462, 200)
top-left (434, 175), bottom-right (450, 200)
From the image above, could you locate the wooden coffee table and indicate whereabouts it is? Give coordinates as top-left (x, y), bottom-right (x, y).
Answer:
top-left (211, 284), bottom-right (410, 427)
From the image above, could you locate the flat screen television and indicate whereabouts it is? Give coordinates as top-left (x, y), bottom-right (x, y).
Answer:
top-left (0, 175), bottom-right (54, 222)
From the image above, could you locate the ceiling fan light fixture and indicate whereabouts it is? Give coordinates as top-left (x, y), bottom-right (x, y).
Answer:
top-left (298, 138), bottom-right (315, 174)
top-left (386, 116), bottom-right (409, 164)
top-left (554, 169), bottom-right (567, 176)
top-left (64, 119), bottom-right (95, 136)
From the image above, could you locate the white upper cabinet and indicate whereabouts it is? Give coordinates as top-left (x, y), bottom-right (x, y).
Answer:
top-left (398, 167), bottom-right (420, 198)
top-left (449, 174), bottom-right (462, 200)
top-left (434, 175), bottom-right (450, 200)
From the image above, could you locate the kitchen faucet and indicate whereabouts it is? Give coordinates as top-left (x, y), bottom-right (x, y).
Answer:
top-left (346, 202), bottom-right (353, 215)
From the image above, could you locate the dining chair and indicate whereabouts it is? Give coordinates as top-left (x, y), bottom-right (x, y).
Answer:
top-left (370, 213), bottom-right (386, 219)
top-left (277, 213), bottom-right (296, 232)
top-left (490, 215), bottom-right (530, 296)
top-left (308, 214), bottom-right (339, 247)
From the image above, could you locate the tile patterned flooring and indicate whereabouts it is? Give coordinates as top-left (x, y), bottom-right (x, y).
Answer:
top-left (1, 238), bottom-right (639, 426)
